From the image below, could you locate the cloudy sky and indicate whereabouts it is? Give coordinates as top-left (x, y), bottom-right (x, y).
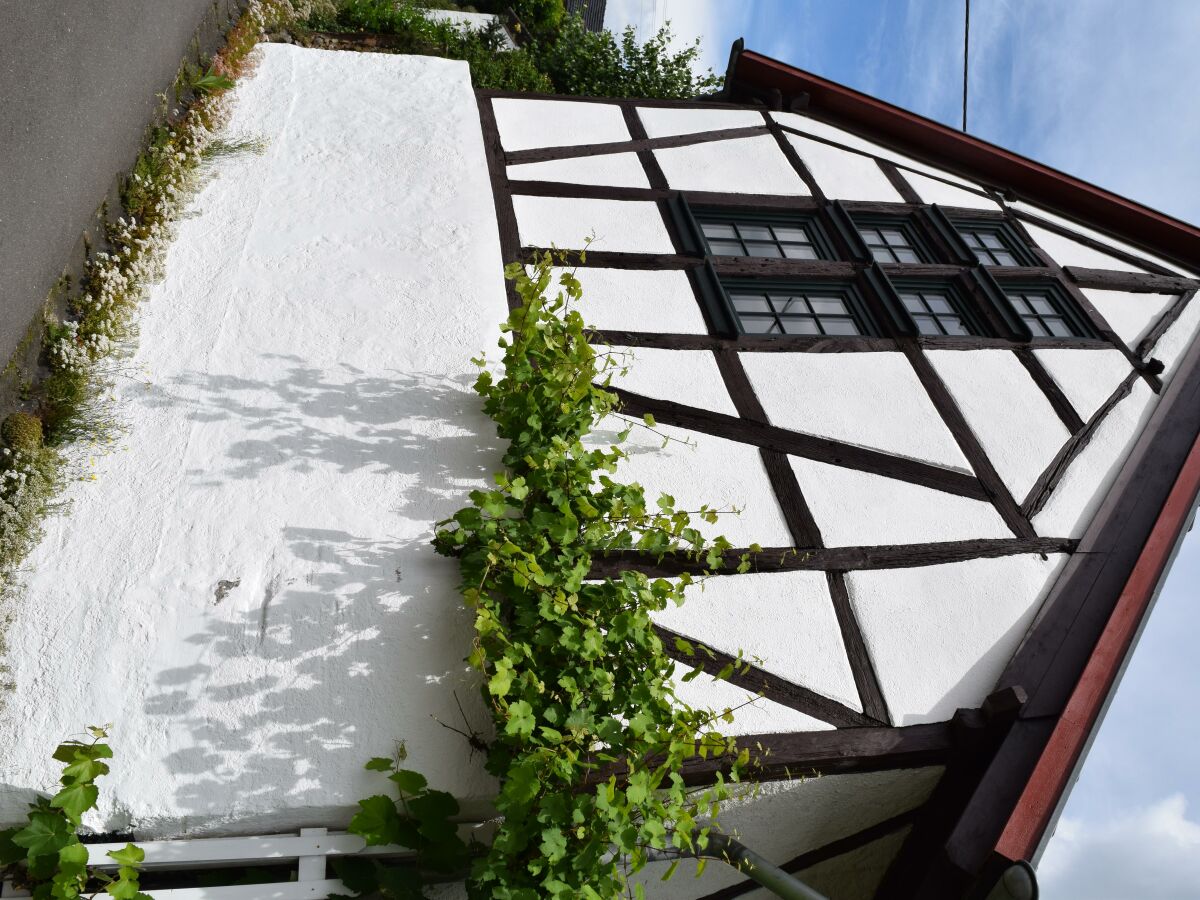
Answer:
top-left (603, 2), bottom-right (1200, 896)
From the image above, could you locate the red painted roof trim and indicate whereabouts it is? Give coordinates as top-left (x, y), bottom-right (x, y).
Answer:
top-left (995, 431), bottom-right (1200, 861)
top-left (733, 50), bottom-right (1200, 268)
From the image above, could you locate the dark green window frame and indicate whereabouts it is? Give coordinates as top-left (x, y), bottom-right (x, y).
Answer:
top-left (891, 279), bottom-right (990, 337)
top-left (852, 214), bottom-right (934, 264)
top-left (691, 208), bottom-right (836, 261)
top-left (951, 219), bottom-right (1041, 268)
top-left (1001, 281), bottom-right (1096, 339)
top-left (717, 278), bottom-right (877, 337)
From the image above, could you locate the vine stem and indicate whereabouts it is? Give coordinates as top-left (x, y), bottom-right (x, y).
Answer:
top-left (643, 830), bottom-right (830, 900)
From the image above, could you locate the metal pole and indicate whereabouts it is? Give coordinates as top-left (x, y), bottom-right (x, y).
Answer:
top-left (962, 0), bottom-right (971, 132)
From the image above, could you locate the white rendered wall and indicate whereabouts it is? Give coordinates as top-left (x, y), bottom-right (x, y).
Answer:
top-left (636, 106), bottom-right (766, 138)
top-left (1148, 294), bottom-right (1200, 381)
top-left (1083, 289), bottom-right (1177, 348)
top-left (1023, 222), bottom-right (1147, 273)
top-left (653, 572), bottom-right (862, 711)
top-left (848, 554), bottom-right (1067, 724)
top-left (604, 346), bottom-right (738, 416)
top-left (507, 151), bottom-right (649, 188)
top-left (553, 267), bottom-right (709, 333)
top-left (1033, 348), bottom-right (1132, 421)
top-left (511, 195), bottom-right (674, 253)
top-left (927, 350), bottom-right (1071, 499)
top-left (741, 352), bottom-right (970, 470)
top-left (783, 131), bottom-right (903, 202)
top-left (492, 97), bottom-right (629, 151)
top-left (0, 47), bottom-right (506, 836)
top-left (789, 457), bottom-right (1011, 547)
top-left (670, 671), bottom-right (834, 735)
top-left (653, 135), bottom-right (810, 195)
top-left (905, 170), bottom-right (1002, 211)
top-left (798, 827), bottom-right (912, 900)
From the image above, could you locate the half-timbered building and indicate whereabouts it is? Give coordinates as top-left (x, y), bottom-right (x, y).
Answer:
top-left (2, 37), bottom-right (1198, 900)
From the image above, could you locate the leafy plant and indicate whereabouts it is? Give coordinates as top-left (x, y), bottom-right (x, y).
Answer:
top-left (0, 727), bottom-right (150, 900)
top-left (338, 255), bottom-right (757, 898)
top-left (190, 66), bottom-right (235, 94)
top-left (2, 413), bottom-right (45, 454)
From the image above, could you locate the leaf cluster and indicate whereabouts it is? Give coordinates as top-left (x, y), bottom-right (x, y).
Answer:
top-left (0, 727), bottom-right (150, 900)
top-left (342, 255), bottom-right (753, 898)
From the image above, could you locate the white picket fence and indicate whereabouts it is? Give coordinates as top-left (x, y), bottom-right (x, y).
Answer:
top-left (0, 826), bottom-right (473, 899)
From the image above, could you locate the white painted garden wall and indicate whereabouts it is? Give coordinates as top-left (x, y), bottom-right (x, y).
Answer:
top-left (2, 44), bottom-right (1197, 900)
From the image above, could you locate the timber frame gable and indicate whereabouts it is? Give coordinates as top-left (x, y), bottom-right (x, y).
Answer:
top-left (473, 43), bottom-right (1200, 900)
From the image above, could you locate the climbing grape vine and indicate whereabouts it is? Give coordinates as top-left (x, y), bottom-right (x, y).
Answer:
top-left (340, 254), bottom-right (759, 898)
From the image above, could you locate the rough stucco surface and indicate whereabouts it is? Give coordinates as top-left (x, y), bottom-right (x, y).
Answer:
top-left (927, 349), bottom-right (1071, 500)
top-left (741, 352), bottom-right (969, 469)
top-left (796, 827), bottom-right (912, 900)
top-left (506, 151), bottom-right (649, 188)
top-left (636, 105), bottom-right (766, 138)
top-left (553, 267), bottom-right (708, 333)
top-left (1011, 201), bottom-right (1198, 278)
top-left (585, 420), bottom-right (793, 548)
top-left (789, 456), bottom-right (1011, 547)
top-left (653, 135), bottom-right (810, 195)
top-left (848, 555), bottom-right (1067, 724)
top-left (1033, 348), bottom-right (1133, 421)
top-left (905, 170), bottom-right (1001, 210)
top-left (1149, 293), bottom-right (1200, 380)
top-left (1033, 382), bottom-right (1157, 538)
top-left (634, 767), bottom-right (944, 898)
top-left (491, 97), bottom-right (629, 151)
top-left (1083, 288), bottom-right (1177, 348)
top-left (512, 195), bottom-right (675, 253)
top-left (784, 131), bottom-right (903, 202)
top-left (1024, 222), bottom-right (1146, 273)
top-left (671, 671), bottom-right (833, 736)
top-left (652, 572), bottom-right (862, 712)
top-left (0, 47), bottom-right (506, 836)
top-left (604, 347), bottom-right (738, 416)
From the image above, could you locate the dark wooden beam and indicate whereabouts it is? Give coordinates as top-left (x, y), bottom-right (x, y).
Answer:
top-left (1136, 289), bottom-right (1197, 359)
top-left (610, 386), bottom-right (991, 500)
top-left (827, 571), bottom-right (890, 723)
top-left (508, 180), bottom-right (670, 201)
top-left (589, 538), bottom-right (1076, 579)
top-left (1012, 347), bottom-right (1086, 434)
top-left (590, 331), bottom-right (898, 352)
top-left (1013, 209), bottom-right (1179, 277)
top-left (504, 124), bottom-right (770, 166)
top-left (475, 93), bottom-right (522, 311)
top-left (762, 110), bottom-right (826, 200)
top-left (1065, 266), bottom-right (1199, 294)
top-left (878, 159), bottom-right (923, 204)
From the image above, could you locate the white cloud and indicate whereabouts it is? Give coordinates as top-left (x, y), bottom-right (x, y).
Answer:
top-left (1039, 794), bottom-right (1200, 899)
top-left (604, 0), bottom-right (745, 78)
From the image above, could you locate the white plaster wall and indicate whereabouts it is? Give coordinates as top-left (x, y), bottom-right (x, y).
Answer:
top-left (848, 555), bottom-right (1068, 724)
top-left (0, 47), bottom-right (507, 836)
top-left (797, 827), bottom-right (911, 900)
top-left (553, 267), bottom-right (708, 333)
top-left (492, 97), bottom-right (629, 151)
top-left (789, 457), bottom-right (1011, 547)
top-left (653, 135), bottom-right (810, 195)
top-left (511, 195), bottom-right (674, 253)
top-left (636, 106), bottom-right (766, 138)
top-left (927, 350), bottom-right (1071, 500)
top-left (670, 670), bottom-right (834, 735)
top-left (783, 131), bottom-right (902, 201)
top-left (506, 151), bottom-right (649, 188)
top-left (1148, 294), bottom-right (1200, 382)
top-left (1033, 382), bottom-right (1157, 538)
top-left (1033, 348), bottom-right (1132, 421)
top-left (905, 170), bottom-right (1002, 211)
top-left (741, 352), bottom-right (970, 470)
top-left (1010, 201), bottom-right (1198, 278)
top-left (652, 572), bottom-right (861, 711)
top-left (771, 111), bottom-right (987, 191)
top-left (1023, 222), bottom-right (1147, 273)
top-left (604, 346), bottom-right (738, 416)
top-left (585, 420), bottom-right (793, 548)
top-left (1083, 289), bottom-right (1177, 348)
top-left (636, 767), bottom-right (943, 898)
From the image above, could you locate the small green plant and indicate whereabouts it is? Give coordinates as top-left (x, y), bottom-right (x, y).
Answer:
top-left (190, 66), bottom-right (235, 94)
top-left (2, 413), bottom-right (44, 454)
top-left (0, 727), bottom-right (150, 900)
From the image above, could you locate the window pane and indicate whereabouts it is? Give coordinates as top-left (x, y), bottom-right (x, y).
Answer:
top-left (859, 227), bottom-right (882, 243)
top-left (821, 318), bottom-right (861, 335)
top-left (1024, 317), bottom-right (1049, 337)
top-left (900, 293), bottom-right (926, 312)
top-left (1045, 317), bottom-right (1073, 337)
top-left (746, 242), bottom-right (783, 258)
top-left (881, 229), bottom-right (906, 245)
top-left (701, 222), bottom-right (736, 239)
top-left (740, 316), bottom-right (779, 334)
top-left (912, 315), bottom-right (940, 335)
top-left (963, 231), bottom-right (985, 248)
top-left (782, 244), bottom-right (819, 259)
top-left (1009, 295), bottom-right (1035, 314)
top-left (943, 317), bottom-right (970, 335)
top-left (731, 294), bottom-right (771, 314)
top-left (708, 240), bottom-right (744, 256)
top-left (770, 295), bottom-right (806, 315)
top-left (926, 296), bottom-right (953, 314)
top-left (981, 233), bottom-right (1005, 249)
top-left (895, 248), bottom-right (921, 263)
top-left (809, 297), bottom-right (849, 315)
top-left (972, 249), bottom-right (990, 264)
top-left (737, 224), bottom-right (773, 240)
top-left (870, 247), bottom-right (895, 262)
top-left (781, 317), bottom-right (821, 334)
top-left (992, 250), bottom-right (1018, 266)
top-left (1030, 296), bottom-right (1056, 315)
top-left (772, 227), bottom-right (809, 242)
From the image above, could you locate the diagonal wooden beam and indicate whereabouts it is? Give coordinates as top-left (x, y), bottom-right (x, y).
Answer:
top-left (504, 124), bottom-right (771, 166)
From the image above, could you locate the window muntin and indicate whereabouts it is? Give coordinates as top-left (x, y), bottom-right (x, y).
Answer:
top-left (897, 287), bottom-right (977, 336)
top-left (696, 215), bottom-right (822, 260)
top-left (854, 221), bottom-right (926, 263)
top-left (1004, 288), bottom-right (1087, 338)
top-left (723, 283), bottom-right (871, 336)
top-left (956, 223), bottom-right (1032, 267)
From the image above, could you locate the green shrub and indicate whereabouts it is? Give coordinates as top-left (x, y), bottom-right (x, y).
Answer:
top-left (510, 0), bottom-right (564, 34)
top-left (0, 414), bottom-right (43, 454)
top-left (528, 14), bottom-right (724, 98)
